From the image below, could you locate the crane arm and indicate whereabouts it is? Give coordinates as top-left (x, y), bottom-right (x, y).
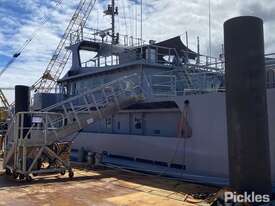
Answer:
top-left (32, 0), bottom-right (97, 93)
top-left (0, 89), bottom-right (9, 109)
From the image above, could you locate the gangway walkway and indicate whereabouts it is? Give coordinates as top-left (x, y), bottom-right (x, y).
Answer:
top-left (3, 73), bottom-right (145, 181)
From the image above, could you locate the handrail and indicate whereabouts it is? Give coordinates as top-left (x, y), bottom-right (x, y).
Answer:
top-left (12, 112), bottom-right (65, 142)
top-left (43, 73), bottom-right (140, 111)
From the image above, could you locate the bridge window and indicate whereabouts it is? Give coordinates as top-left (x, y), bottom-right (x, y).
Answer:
top-left (79, 50), bottom-right (97, 67)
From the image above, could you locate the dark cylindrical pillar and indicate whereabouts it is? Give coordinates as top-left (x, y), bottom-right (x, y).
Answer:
top-left (15, 85), bottom-right (31, 139)
top-left (15, 85), bottom-right (30, 114)
top-left (224, 16), bottom-right (272, 194)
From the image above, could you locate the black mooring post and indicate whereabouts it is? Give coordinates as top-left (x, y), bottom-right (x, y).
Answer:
top-left (15, 85), bottom-right (30, 114)
top-left (15, 85), bottom-right (31, 139)
top-left (224, 16), bottom-right (272, 194)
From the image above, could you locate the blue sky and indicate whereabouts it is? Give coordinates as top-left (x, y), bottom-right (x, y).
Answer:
top-left (0, 0), bottom-right (275, 102)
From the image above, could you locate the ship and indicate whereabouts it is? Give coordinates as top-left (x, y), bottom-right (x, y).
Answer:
top-left (30, 2), bottom-right (275, 187)
top-left (2, 0), bottom-right (275, 188)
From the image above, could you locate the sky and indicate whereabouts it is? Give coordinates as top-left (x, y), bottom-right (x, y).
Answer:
top-left (0, 0), bottom-right (275, 102)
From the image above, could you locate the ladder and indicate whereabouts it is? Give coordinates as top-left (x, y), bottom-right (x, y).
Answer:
top-left (3, 73), bottom-right (145, 181)
top-left (172, 49), bottom-right (193, 89)
top-left (32, 0), bottom-right (96, 93)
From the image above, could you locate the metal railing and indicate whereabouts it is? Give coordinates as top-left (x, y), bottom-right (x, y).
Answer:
top-left (4, 73), bottom-right (145, 154)
top-left (150, 75), bottom-right (177, 96)
top-left (148, 70), bottom-right (224, 97)
top-left (143, 44), bottom-right (180, 66)
top-left (266, 53), bottom-right (275, 70)
top-left (18, 75), bottom-right (141, 144)
top-left (30, 74), bottom-right (143, 143)
top-left (70, 27), bottom-right (145, 47)
top-left (14, 112), bottom-right (65, 145)
top-left (3, 73), bottom-right (145, 178)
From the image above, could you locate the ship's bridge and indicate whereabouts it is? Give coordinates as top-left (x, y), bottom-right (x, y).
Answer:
top-left (66, 27), bottom-right (221, 71)
top-left (54, 27), bottom-right (224, 96)
top-left (33, 27), bottom-right (225, 110)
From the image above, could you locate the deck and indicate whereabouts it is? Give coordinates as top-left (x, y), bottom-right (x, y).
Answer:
top-left (0, 159), bottom-right (220, 206)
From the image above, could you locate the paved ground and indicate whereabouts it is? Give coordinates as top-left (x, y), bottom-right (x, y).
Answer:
top-left (0, 159), bottom-right (219, 206)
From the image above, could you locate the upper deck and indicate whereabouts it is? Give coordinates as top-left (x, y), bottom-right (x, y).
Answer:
top-left (34, 27), bottom-right (275, 110)
top-left (55, 27), bottom-right (225, 96)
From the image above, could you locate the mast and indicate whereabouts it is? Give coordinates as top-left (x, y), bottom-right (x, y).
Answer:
top-left (111, 0), bottom-right (115, 43)
top-left (104, 0), bottom-right (119, 44)
top-left (141, 0), bottom-right (143, 42)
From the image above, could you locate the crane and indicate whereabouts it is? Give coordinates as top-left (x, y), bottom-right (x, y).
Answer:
top-left (0, 0), bottom-right (65, 111)
top-left (0, 89), bottom-right (9, 152)
top-left (32, 0), bottom-right (97, 93)
top-left (1, 0), bottom-right (96, 111)
top-left (0, 90), bottom-right (9, 109)
top-left (0, 54), bottom-right (21, 110)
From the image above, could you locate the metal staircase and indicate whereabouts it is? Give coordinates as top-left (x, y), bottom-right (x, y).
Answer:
top-left (172, 49), bottom-right (193, 89)
top-left (3, 73), bottom-right (145, 181)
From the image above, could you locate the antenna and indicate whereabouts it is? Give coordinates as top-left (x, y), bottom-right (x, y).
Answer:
top-left (135, 2), bottom-right (138, 40)
top-left (197, 36), bottom-right (200, 64)
top-left (140, 0), bottom-right (143, 43)
top-left (185, 31), bottom-right (189, 48)
top-left (104, 0), bottom-right (119, 44)
top-left (208, 0), bottom-right (212, 61)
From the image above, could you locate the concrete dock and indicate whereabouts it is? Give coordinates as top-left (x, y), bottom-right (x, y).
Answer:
top-left (0, 159), bottom-right (219, 206)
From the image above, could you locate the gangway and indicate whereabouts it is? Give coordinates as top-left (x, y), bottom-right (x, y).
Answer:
top-left (3, 73), bottom-right (145, 181)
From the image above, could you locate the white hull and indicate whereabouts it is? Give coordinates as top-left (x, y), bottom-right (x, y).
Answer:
top-left (72, 89), bottom-right (275, 187)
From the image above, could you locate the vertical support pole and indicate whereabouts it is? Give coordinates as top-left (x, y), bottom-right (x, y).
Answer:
top-left (224, 16), bottom-right (272, 194)
top-left (22, 146), bottom-right (27, 173)
top-left (45, 114), bottom-right (48, 144)
top-left (111, 0), bottom-right (115, 44)
top-left (185, 31), bottom-right (189, 48)
top-left (15, 85), bottom-right (30, 172)
top-left (15, 85), bottom-right (30, 114)
top-left (140, 0), bottom-right (143, 43)
top-left (208, 0), bottom-right (212, 62)
top-left (197, 36), bottom-right (200, 64)
top-left (15, 85), bottom-right (31, 139)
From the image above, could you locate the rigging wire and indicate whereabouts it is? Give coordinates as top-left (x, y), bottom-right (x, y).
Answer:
top-left (130, 1), bottom-right (134, 37)
top-left (208, 0), bottom-right (212, 60)
top-left (96, 7), bottom-right (99, 30)
top-left (135, 3), bottom-right (138, 40)
top-left (140, 0), bottom-right (143, 42)
top-left (121, 0), bottom-right (128, 36)
top-left (116, 0), bottom-right (120, 35)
